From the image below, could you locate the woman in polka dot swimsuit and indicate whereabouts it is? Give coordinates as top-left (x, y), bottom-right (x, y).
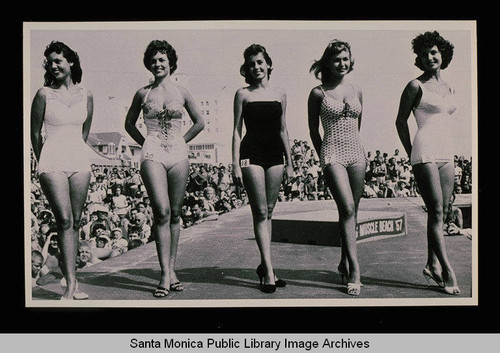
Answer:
top-left (308, 40), bottom-right (367, 296)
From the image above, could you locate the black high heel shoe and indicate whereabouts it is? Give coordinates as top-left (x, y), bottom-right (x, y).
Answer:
top-left (256, 264), bottom-right (286, 288)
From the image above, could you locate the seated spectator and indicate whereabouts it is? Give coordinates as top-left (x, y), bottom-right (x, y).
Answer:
top-left (41, 232), bottom-right (61, 274)
top-left (229, 192), bottom-right (243, 208)
top-left (89, 205), bottom-right (113, 235)
top-left (191, 199), bottom-right (219, 224)
top-left (383, 178), bottom-right (397, 198)
top-left (31, 250), bottom-right (44, 287)
top-left (304, 173), bottom-right (318, 200)
top-left (109, 228), bottom-right (129, 258)
top-left (128, 212), bottom-right (151, 244)
top-left (76, 241), bottom-right (101, 269)
top-left (215, 191), bottom-right (232, 213)
top-left (128, 238), bottom-right (144, 251)
top-left (202, 186), bottom-right (218, 212)
top-left (395, 180), bottom-right (410, 197)
top-left (363, 178), bottom-right (380, 198)
top-left (80, 212), bottom-right (99, 240)
top-left (445, 193), bottom-right (463, 230)
top-left (92, 234), bottom-right (113, 260)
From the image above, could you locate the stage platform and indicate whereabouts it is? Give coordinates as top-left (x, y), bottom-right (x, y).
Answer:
top-left (272, 209), bottom-right (407, 246)
top-left (29, 195), bottom-right (474, 304)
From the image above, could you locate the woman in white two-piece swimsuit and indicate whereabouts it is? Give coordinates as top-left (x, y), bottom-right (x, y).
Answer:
top-left (396, 31), bottom-right (460, 295)
top-left (125, 40), bottom-right (204, 298)
top-left (31, 41), bottom-right (93, 300)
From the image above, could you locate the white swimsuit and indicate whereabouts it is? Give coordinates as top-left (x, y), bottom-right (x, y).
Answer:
top-left (38, 86), bottom-right (91, 174)
top-left (410, 80), bottom-right (457, 165)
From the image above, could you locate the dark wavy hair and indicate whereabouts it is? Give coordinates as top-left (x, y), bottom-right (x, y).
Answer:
top-left (143, 40), bottom-right (178, 74)
top-left (239, 44), bottom-right (273, 85)
top-left (412, 31), bottom-right (454, 71)
top-left (43, 41), bottom-right (82, 86)
top-left (310, 40), bottom-right (354, 83)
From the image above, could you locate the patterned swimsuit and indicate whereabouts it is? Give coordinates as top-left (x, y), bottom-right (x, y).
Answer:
top-left (319, 85), bottom-right (366, 169)
top-left (140, 85), bottom-right (188, 171)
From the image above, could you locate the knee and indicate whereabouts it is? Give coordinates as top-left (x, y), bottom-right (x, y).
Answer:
top-left (57, 214), bottom-right (74, 231)
top-left (339, 203), bottom-right (356, 219)
top-left (154, 208), bottom-right (171, 226)
top-left (252, 206), bottom-right (268, 222)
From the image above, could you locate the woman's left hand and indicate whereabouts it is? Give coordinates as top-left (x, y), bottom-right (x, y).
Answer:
top-left (284, 165), bottom-right (294, 184)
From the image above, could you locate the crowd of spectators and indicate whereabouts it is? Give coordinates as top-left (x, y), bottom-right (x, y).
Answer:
top-left (30, 140), bottom-right (473, 286)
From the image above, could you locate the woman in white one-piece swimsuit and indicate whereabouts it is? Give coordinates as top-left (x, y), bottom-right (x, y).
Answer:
top-left (31, 41), bottom-right (94, 300)
top-left (395, 31), bottom-right (460, 295)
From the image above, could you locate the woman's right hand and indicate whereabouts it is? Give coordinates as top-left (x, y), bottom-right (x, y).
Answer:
top-left (232, 164), bottom-right (243, 187)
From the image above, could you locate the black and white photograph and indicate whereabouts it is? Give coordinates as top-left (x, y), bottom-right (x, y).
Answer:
top-left (23, 20), bottom-right (477, 308)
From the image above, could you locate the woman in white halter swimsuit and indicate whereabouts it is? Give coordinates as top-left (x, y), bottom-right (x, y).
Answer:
top-left (31, 41), bottom-right (93, 300)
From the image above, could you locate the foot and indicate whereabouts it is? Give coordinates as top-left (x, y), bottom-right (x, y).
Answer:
top-left (423, 267), bottom-right (444, 287)
top-left (153, 287), bottom-right (169, 298)
top-left (441, 269), bottom-right (460, 295)
top-left (346, 282), bottom-right (362, 296)
top-left (170, 282), bottom-right (184, 291)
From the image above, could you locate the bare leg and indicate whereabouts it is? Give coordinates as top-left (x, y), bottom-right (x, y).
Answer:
top-left (140, 160), bottom-right (171, 291)
top-left (166, 159), bottom-right (190, 287)
top-left (40, 171), bottom-right (90, 299)
top-left (242, 165), bottom-right (282, 286)
top-left (323, 162), bottom-right (365, 285)
top-left (413, 162), bottom-right (459, 290)
top-left (339, 161), bottom-right (366, 276)
top-left (264, 165), bottom-right (285, 281)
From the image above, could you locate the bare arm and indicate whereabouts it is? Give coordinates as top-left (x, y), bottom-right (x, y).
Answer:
top-left (180, 86), bottom-right (205, 143)
top-left (124, 89), bottom-right (146, 146)
top-left (395, 80), bottom-right (420, 158)
top-left (354, 85), bottom-right (363, 130)
top-left (30, 88), bottom-right (46, 161)
top-left (308, 87), bottom-right (323, 156)
top-left (232, 89), bottom-right (245, 186)
top-left (82, 89), bottom-right (94, 142)
top-left (278, 88), bottom-right (293, 181)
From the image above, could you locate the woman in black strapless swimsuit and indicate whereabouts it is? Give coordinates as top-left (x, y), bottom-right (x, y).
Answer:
top-left (232, 44), bottom-right (293, 293)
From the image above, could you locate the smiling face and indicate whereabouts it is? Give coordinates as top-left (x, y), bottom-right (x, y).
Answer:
top-left (418, 45), bottom-right (442, 72)
top-left (328, 50), bottom-right (351, 78)
top-left (247, 52), bottom-right (270, 82)
top-left (46, 52), bottom-right (73, 83)
top-left (148, 52), bottom-right (170, 79)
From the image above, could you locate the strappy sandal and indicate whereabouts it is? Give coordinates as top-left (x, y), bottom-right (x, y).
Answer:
top-left (153, 287), bottom-right (169, 298)
top-left (169, 282), bottom-right (185, 292)
top-left (423, 268), bottom-right (445, 288)
top-left (347, 282), bottom-right (362, 296)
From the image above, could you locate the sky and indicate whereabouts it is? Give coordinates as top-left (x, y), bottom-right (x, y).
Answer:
top-left (24, 21), bottom-right (477, 164)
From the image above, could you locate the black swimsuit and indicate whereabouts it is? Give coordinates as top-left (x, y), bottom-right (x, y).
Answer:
top-left (240, 101), bottom-right (284, 169)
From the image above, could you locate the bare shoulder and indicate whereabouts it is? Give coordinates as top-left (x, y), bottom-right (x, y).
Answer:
top-left (309, 85), bottom-right (323, 99)
top-left (407, 79), bottom-right (421, 92)
top-left (34, 87), bottom-right (48, 99)
top-left (234, 86), bottom-right (251, 102)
